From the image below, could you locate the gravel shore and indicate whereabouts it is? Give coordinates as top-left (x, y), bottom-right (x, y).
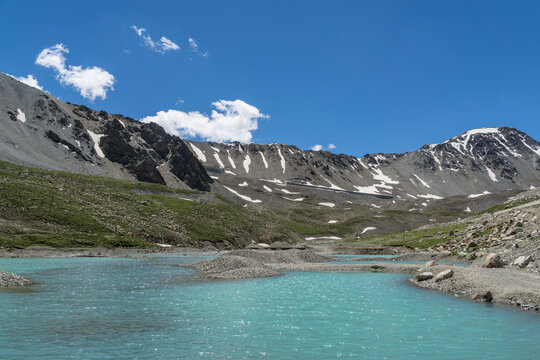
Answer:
top-left (0, 270), bottom-right (31, 287)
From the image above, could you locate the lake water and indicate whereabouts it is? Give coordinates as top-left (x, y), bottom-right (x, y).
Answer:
top-left (1, 256), bottom-right (539, 359)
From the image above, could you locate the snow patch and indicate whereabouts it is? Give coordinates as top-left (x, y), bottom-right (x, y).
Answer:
top-left (327, 220), bottom-right (338, 224)
top-left (263, 185), bottom-right (272, 192)
top-left (277, 148), bottom-right (286, 173)
top-left (225, 170), bottom-right (236, 175)
top-left (190, 143), bottom-right (206, 162)
top-left (243, 154), bottom-right (251, 174)
top-left (87, 130), bottom-right (105, 158)
top-left (259, 151), bottom-right (268, 169)
top-left (465, 207), bottom-right (471, 212)
top-left (319, 202), bottom-right (335, 208)
top-left (412, 174), bottom-right (430, 188)
top-left (279, 188), bottom-right (300, 195)
top-left (284, 197), bottom-right (305, 202)
top-left (227, 150), bottom-right (236, 168)
top-left (223, 186), bottom-right (262, 203)
top-left (210, 146), bottom-right (220, 153)
top-left (467, 191), bottom-right (492, 198)
top-left (118, 119), bottom-right (126, 128)
top-left (210, 176), bottom-right (219, 180)
top-left (238, 181), bottom-right (248, 187)
top-left (417, 194), bottom-right (444, 200)
top-left (213, 153), bottom-right (225, 168)
top-left (305, 236), bottom-right (342, 241)
top-left (371, 203), bottom-right (381, 209)
top-left (485, 166), bottom-right (498, 182)
top-left (361, 227), bottom-right (377, 234)
top-left (371, 168), bottom-right (398, 184)
top-left (16, 109), bottom-right (26, 123)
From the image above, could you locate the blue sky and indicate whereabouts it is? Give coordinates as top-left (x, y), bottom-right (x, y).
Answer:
top-left (1, 1), bottom-right (540, 156)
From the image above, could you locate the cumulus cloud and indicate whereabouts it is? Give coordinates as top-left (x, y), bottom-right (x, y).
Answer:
top-left (188, 37), bottom-right (208, 57)
top-left (131, 25), bottom-right (180, 53)
top-left (328, 143), bottom-right (336, 150)
top-left (35, 44), bottom-right (115, 101)
top-left (7, 74), bottom-right (43, 90)
top-left (141, 100), bottom-right (268, 143)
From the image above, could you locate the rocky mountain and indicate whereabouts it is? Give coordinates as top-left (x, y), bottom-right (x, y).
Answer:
top-left (2, 71), bottom-right (540, 214)
top-left (184, 127), bottom-right (540, 211)
top-left (0, 72), bottom-right (212, 191)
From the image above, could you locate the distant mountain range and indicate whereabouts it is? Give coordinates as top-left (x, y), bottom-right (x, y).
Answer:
top-left (1, 71), bottom-right (540, 213)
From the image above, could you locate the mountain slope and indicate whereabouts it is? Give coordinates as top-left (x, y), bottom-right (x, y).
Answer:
top-left (185, 127), bottom-right (540, 210)
top-left (0, 72), bottom-right (212, 191)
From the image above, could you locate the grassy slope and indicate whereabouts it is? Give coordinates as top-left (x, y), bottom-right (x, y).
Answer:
top-left (0, 161), bottom-right (291, 249)
top-left (347, 222), bottom-right (471, 249)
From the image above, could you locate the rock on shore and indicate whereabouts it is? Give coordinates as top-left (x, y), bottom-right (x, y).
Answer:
top-left (0, 270), bottom-right (31, 287)
top-left (189, 249), bottom-right (330, 279)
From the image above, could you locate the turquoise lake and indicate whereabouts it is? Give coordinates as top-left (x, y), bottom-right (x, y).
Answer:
top-left (1, 256), bottom-right (539, 359)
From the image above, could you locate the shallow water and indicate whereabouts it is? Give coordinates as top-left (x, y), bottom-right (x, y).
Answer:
top-left (1, 256), bottom-right (539, 359)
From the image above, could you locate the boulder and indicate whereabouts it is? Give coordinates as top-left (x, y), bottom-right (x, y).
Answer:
top-left (414, 272), bottom-right (433, 282)
top-left (434, 269), bottom-right (453, 282)
top-left (472, 291), bottom-right (493, 303)
top-left (511, 255), bottom-right (533, 268)
top-left (483, 253), bottom-right (505, 268)
top-left (466, 252), bottom-right (477, 261)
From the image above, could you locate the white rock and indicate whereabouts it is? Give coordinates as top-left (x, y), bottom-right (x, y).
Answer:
top-left (511, 255), bottom-right (533, 268)
top-left (434, 269), bottom-right (453, 282)
top-left (415, 272), bottom-right (433, 281)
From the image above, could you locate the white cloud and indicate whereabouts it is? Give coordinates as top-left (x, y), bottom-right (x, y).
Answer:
top-left (7, 74), bottom-right (43, 90)
top-left (188, 38), bottom-right (198, 50)
top-left (328, 143), bottom-right (336, 150)
top-left (141, 100), bottom-right (268, 143)
top-left (35, 44), bottom-right (115, 101)
top-left (311, 144), bottom-right (324, 151)
top-left (188, 37), bottom-right (208, 57)
top-left (131, 25), bottom-right (180, 53)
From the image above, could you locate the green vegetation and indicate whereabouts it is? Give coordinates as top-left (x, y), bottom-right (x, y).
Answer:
top-left (481, 197), bottom-right (540, 214)
top-left (350, 222), bottom-right (471, 249)
top-left (0, 161), bottom-right (290, 249)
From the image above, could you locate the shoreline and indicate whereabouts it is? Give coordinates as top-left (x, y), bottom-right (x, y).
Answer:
top-left (3, 246), bottom-right (540, 312)
top-left (0, 246), bottom-right (216, 258)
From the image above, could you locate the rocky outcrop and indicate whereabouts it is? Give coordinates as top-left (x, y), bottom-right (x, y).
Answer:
top-left (0, 72), bottom-right (214, 191)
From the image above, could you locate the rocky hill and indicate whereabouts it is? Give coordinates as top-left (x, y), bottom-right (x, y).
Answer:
top-left (0, 72), bottom-right (212, 191)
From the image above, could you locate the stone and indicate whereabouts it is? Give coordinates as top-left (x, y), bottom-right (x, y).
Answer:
top-left (483, 253), bottom-right (505, 268)
top-left (414, 272), bottom-right (433, 282)
top-left (472, 291), bottom-right (493, 303)
top-left (466, 252), bottom-right (477, 261)
top-left (434, 269), bottom-right (453, 282)
top-left (512, 255), bottom-right (533, 268)
top-left (425, 260), bottom-right (436, 267)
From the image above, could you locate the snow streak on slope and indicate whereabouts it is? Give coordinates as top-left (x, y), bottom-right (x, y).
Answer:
top-left (87, 130), bottom-right (105, 158)
top-left (223, 186), bottom-right (262, 203)
top-left (243, 154), bottom-right (251, 174)
top-left (213, 153), bottom-right (225, 168)
top-left (259, 151), bottom-right (268, 169)
top-left (277, 147), bottom-right (286, 174)
top-left (190, 143), bottom-right (206, 162)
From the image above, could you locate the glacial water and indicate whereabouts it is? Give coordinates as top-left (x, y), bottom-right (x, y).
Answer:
top-left (1, 256), bottom-right (539, 359)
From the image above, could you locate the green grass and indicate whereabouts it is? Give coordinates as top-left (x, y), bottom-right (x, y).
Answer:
top-left (0, 160), bottom-right (291, 249)
top-left (481, 196), bottom-right (540, 214)
top-left (350, 222), bottom-right (471, 249)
